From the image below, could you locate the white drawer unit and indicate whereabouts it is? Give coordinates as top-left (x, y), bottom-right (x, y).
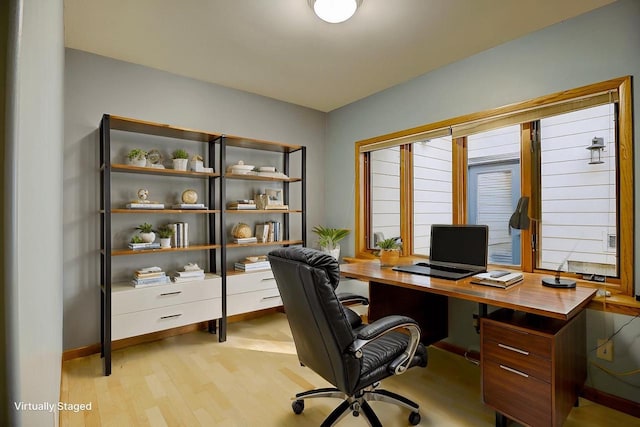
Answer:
top-left (227, 270), bottom-right (282, 316)
top-left (111, 275), bottom-right (222, 340)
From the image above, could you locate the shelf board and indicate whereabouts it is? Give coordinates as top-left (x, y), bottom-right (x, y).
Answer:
top-left (225, 240), bottom-right (303, 248)
top-left (111, 244), bottom-right (221, 256)
top-left (225, 209), bottom-right (302, 214)
top-left (112, 208), bottom-right (220, 214)
top-left (109, 115), bottom-right (220, 142)
top-left (111, 163), bottom-right (220, 178)
top-left (223, 136), bottom-right (302, 153)
top-left (224, 173), bottom-right (302, 182)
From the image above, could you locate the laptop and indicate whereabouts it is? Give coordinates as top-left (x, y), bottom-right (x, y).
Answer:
top-left (393, 224), bottom-right (488, 280)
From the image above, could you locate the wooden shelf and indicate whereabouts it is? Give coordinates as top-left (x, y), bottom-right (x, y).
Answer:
top-left (223, 136), bottom-right (302, 153)
top-left (109, 115), bottom-right (219, 142)
top-left (225, 173), bottom-right (302, 182)
top-left (110, 244), bottom-right (221, 256)
top-left (225, 209), bottom-right (302, 214)
top-left (111, 163), bottom-right (219, 178)
top-left (225, 240), bottom-right (303, 249)
top-left (111, 208), bottom-right (220, 214)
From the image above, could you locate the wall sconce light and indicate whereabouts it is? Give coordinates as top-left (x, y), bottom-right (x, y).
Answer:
top-left (586, 137), bottom-right (605, 164)
top-left (308, 0), bottom-right (363, 23)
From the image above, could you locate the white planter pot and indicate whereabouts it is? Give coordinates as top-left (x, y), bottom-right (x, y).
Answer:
top-left (173, 158), bottom-right (188, 171)
top-left (128, 158), bottom-right (147, 167)
top-left (140, 232), bottom-right (156, 243)
top-left (160, 238), bottom-right (171, 248)
top-left (321, 244), bottom-right (340, 260)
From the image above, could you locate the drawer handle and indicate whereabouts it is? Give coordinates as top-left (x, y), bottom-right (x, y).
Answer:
top-left (159, 291), bottom-right (182, 297)
top-left (160, 314), bottom-right (182, 320)
top-left (498, 343), bottom-right (529, 356)
top-left (261, 277), bottom-right (276, 282)
top-left (261, 295), bottom-right (281, 301)
top-left (499, 364), bottom-right (529, 378)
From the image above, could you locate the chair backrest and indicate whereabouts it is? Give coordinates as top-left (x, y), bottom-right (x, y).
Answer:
top-left (268, 247), bottom-right (360, 394)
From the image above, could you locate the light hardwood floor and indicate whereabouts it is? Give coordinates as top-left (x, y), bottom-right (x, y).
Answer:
top-left (61, 313), bottom-right (640, 426)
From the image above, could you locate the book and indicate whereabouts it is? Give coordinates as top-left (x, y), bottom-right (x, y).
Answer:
top-left (126, 203), bottom-right (165, 209)
top-left (136, 266), bottom-right (162, 274)
top-left (264, 204), bottom-right (288, 210)
top-left (128, 242), bottom-right (161, 250)
top-left (131, 275), bottom-right (170, 287)
top-left (234, 261), bottom-right (271, 271)
top-left (171, 203), bottom-right (207, 209)
top-left (233, 237), bottom-right (258, 244)
top-left (172, 274), bottom-right (205, 283)
top-left (471, 271), bottom-right (524, 288)
top-left (175, 269), bottom-right (205, 278)
top-left (227, 204), bottom-right (257, 210)
top-left (134, 271), bottom-right (165, 279)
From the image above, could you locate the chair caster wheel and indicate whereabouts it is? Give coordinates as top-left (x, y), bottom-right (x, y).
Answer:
top-left (292, 400), bottom-right (304, 414)
top-left (352, 411), bottom-right (359, 417)
top-left (409, 411), bottom-right (421, 425)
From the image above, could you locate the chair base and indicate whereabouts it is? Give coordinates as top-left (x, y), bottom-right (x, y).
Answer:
top-left (292, 384), bottom-right (421, 427)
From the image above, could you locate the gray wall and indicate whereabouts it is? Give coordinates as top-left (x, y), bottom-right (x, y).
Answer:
top-left (4, 0), bottom-right (65, 425)
top-left (64, 49), bottom-right (326, 350)
top-left (326, 0), bottom-right (640, 403)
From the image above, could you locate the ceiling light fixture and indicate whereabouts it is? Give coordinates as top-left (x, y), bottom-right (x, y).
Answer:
top-left (308, 0), bottom-right (363, 24)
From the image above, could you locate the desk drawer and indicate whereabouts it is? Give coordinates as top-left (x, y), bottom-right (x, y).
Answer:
top-left (483, 340), bottom-right (551, 383)
top-left (483, 358), bottom-right (551, 427)
top-left (483, 319), bottom-right (551, 359)
top-left (112, 297), bottom-right (222, 340)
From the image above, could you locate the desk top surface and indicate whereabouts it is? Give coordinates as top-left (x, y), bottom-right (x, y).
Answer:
top-left (340, 261), bottom-right (597, 320)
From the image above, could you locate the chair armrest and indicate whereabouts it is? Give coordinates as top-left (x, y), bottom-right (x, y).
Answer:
top-left (336, 292), bottom-right (369, 306)
top-left (349, 315), bottom-right (421, 375)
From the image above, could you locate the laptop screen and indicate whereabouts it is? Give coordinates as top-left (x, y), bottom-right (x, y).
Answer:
top-left (430, 224), bottom-right (488, 268)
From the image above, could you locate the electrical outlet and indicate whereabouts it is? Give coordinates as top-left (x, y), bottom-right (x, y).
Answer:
top-left (597, 339), bottom-right (614, 361)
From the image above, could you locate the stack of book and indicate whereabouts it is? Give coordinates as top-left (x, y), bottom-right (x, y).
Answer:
top-left (171, 203), bottom-right (207, 209)
top-left (126, 202), bottom-right (165, 209)
top-left (172, 267), bottom-right (206, 283)
top-left (234, 259), bottom-right (271, 272)
top-left (128, 241), bottom-right (161, 250)
top-left (131, 267), bottom-right (170, 288)
top-left (233, 236), bottom-right (258, 244)
top-left (227, 200), bottom-right (256, 210)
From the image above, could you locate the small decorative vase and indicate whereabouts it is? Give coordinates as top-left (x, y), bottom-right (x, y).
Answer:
top-left (173, 158), bottom-right (188, 171)
top-left (140, 232), bottom-right (156, 243)
top-left (379, 249), bottom-right (399, 267)
top-left (160, 238), bottom-right (171, 248)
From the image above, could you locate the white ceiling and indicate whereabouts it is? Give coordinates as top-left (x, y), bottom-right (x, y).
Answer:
top-left (64, 0), bottom-right (615, 112)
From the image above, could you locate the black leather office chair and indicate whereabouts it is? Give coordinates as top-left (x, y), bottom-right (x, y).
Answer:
top-left (268, 247), bottom-right (427, 426)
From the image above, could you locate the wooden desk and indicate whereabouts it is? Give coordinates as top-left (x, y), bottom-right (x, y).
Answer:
top-left (340, 261), bottom-right (597, 427)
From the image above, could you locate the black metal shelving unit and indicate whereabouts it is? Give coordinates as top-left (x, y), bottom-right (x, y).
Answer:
top-left (98, 115), bottom-right (306, 376)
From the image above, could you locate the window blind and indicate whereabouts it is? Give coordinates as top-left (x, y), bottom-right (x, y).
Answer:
top-left (359, 126), bottom-right (451, 153)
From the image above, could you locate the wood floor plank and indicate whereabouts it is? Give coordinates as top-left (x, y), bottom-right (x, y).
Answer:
top-left (61, 313), bottom-right (640, 426)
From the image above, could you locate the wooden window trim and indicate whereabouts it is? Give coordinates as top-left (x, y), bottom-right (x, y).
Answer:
top-left (355, 76), bottom-right (633, 296)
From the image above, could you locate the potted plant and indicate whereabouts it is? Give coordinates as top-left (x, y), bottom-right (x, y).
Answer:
top-left (156, 226), bottom-right (174, 248)
top-left (136, 222), bottom-right (156, 243)
top-left (172, 149), bottom-right (189, 171)
top-left (377, 237), bottom-right (401, 267)
top-left (312, 226), bottom-right (350, 260)
top-left (127, 148), bottom-right (147, 167)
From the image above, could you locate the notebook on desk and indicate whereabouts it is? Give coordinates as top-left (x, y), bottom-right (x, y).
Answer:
top-left (392, 224), bottom-right (488, 280)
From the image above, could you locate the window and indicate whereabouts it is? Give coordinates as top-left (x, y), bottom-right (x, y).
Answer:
top-left (355, 77), bottom-right (633, 296)
top-left (539, 104), bottom-right (617, 276)
top-left (412, 136), bottom-right (453, 255)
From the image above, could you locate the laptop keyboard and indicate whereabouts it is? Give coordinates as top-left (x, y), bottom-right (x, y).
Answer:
top-left (415, 262), bottom-right (472, 274)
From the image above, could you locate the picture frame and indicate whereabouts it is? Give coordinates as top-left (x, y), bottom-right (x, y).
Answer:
top-left (264, 187), bottom-right (284, 205)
